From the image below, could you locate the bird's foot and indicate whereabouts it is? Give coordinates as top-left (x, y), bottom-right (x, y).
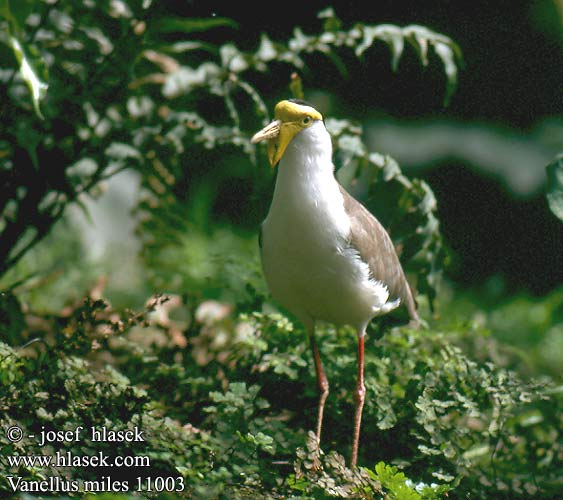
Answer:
top-left (312, 453), bottom-right (322, 472)
top-left (305, 430), bottom-right (323, 471)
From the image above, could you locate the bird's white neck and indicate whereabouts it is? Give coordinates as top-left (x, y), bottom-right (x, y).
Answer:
top-left (266, 121), bottom-right (350, 238)
top-left (272, 122), bottom-right (338, 207)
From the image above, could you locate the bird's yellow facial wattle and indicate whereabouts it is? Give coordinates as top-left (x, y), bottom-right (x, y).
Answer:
top-left (251, 100), bottom-right (323, 167)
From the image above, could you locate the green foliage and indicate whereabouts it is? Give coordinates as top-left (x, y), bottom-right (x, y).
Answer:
top-left (139, 221), bottom-right (266, 308)
top-left (0, 2), bottom-right (460, 315)
top-left (0, 0), bottom-right (48, 118)
top-left (2, 297), bottom-right (560, 499)
top-left (131, 7), bottom-right (459, 309)
top-left (436, 284), bottom-right (563, 379)
top-left (370, 462), bottom-right (450, 500)
top-left (290, 434), bottom-right (451, 499)
top-left (0, 0), bottom-right (154, 276)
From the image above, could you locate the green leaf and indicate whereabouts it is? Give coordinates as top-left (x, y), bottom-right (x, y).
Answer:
top-left (318, 7), bottom-right (342, 32)
top-left (167, 40), bottom-right (217, 54)
top-left (105, 142), bottom-right (142, 161)
top-left (0, 0), bottom-right (48, 119)
top-left (545, 154), bottom-right (563, 221)
top-left (373, 462), bottom-right (422, 500)
top-left (351, 23), bottom-right (461, 104)
top-left (357, 24), bottom-right (405, 72)
top-left (8, 34), bottom-right (48, 119)
top-left (152, 17), bottom-right (238, 34)
top-left (433, 41), bottom-right (458, 107)
top-left (403, 25), bottom-right (462, 106)
top-left (287, 473), bottom-right (309, 492)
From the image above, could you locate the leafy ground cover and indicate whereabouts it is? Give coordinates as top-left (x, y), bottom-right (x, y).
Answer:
top-left (1, 285), bottom-right (561, 499)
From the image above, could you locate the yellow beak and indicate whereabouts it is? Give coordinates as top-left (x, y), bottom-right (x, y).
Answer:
top-left (251, 119), bottom-right (300, 167)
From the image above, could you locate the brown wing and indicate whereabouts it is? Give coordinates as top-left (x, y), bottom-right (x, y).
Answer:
top-left (339, 184), bottom-right (419, 323)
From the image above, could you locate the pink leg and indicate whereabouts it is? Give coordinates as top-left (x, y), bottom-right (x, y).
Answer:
top-left (309, 330), bottom-right (329, 456)
top-left (350, 333), bottom-right (366, 467)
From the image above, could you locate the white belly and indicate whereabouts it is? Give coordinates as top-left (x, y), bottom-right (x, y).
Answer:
top-left (261, 182), bottom-right (392, 330)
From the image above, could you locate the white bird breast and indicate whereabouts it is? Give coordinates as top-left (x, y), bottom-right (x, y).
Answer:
top-left (261, 122), bottom-right (396, 331)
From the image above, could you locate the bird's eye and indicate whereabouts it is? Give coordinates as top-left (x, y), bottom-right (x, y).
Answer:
top-left (302, 116), bottom-right (312, 125)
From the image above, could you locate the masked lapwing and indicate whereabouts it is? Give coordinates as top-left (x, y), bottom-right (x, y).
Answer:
top-left (251, 99), bottom-right (419, 467)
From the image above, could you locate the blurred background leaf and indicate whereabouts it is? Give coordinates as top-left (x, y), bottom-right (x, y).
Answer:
top-left (546, 154), bottom-right (563, 221)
